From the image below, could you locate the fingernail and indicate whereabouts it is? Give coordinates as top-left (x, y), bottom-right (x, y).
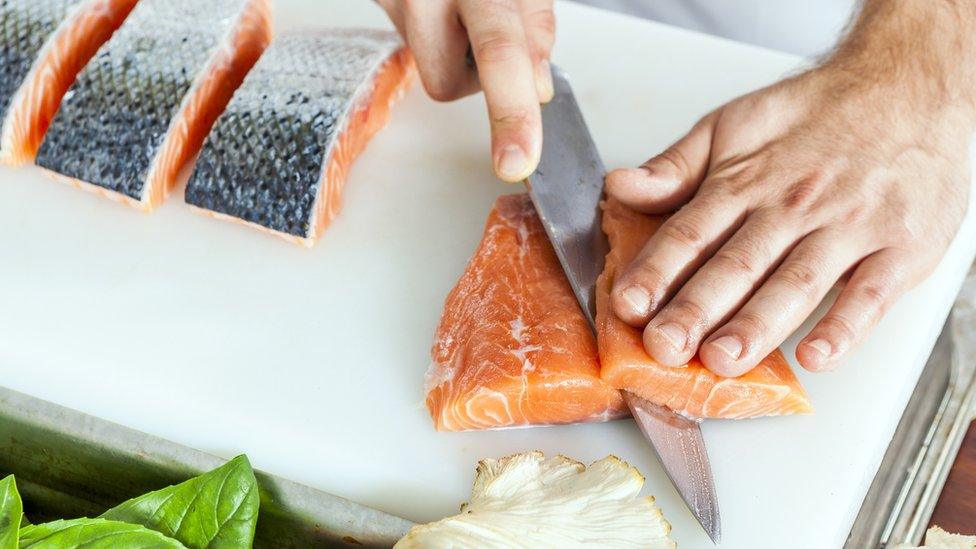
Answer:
top-left (805, 338), bottom-right (832, 358)
top-left (536, 60), bottom-right (554, 102)
top-left (655, 322), bottom-right (687, 351)
top-left (621, 286), bottom-right (651, 316)
top-left (709, 335), bottom-right (742, 360)
top-left (497, 144), bottom-right (530, 182)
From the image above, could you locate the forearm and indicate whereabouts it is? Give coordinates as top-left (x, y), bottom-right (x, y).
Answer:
top-left (825, 0), bottom-right (976, 120)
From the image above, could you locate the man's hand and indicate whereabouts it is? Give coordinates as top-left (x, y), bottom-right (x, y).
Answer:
top-left (608, 0), bottom-right (976, 377)
top-left (377, 0), bottom-right (555, 182)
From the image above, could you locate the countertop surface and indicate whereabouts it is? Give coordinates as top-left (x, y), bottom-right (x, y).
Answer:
top-left (931, 424), bottom-right (976, 534)
top-left (0, 2), bottom-right (975, 547)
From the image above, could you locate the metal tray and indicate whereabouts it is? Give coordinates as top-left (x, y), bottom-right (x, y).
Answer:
top-left (847, 276), bottom-right (976, 547)
top-left (0, 387), bottom-right (412, 548)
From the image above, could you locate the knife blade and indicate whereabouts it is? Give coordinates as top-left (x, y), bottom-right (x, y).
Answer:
top-left (524, 65), bottom-right (721, 544)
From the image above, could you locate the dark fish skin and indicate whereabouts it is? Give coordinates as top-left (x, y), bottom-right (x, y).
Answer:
top-left (35, 0), bottom-right (253, 202)
top-left (0, 0), bottom-right (80, 153)
top-left (185, 30), bottom-right (403, 240)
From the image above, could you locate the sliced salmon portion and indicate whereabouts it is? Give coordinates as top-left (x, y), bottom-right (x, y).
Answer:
top-left (427, 194), bottom-right (627, 431)
top-left (597, 198), bottom-right (814, 419)
top-left (0, 0), bottom-right (138, 166)
top-left (185, 30), bottom-right (415, 246)
top-left (34, 0), bottom-right (272, 211)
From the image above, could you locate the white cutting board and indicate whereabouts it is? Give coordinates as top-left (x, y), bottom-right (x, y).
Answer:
top-left (0, 2), bottom-right (973, 547)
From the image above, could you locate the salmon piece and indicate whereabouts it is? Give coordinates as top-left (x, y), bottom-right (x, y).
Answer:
top-left (184, 30), bottom-right (416, 247)
top-left (34, 0), bottom-right (272, 211)
top-left (0, 0), bottom-right (138, 166)
top-left (427, 194), bottom-right (627, 431)
top-left (597, 198), bottom-right (814, 419)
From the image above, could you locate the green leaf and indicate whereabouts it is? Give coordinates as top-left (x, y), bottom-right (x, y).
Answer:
top-left (100, 455), bottom-right (259, 549)
top-left (19, 518), bottom-right (186, 548)
top-left (0, 475), bottom-right (21, 549)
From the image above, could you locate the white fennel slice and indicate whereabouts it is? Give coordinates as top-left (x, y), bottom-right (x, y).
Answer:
top-left (394, 451), bottom-right (675, 549)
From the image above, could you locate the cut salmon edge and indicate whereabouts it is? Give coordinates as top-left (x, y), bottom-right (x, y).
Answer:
top-left (39, 167), bottom-right (147, 210)
top-left (303, 45), bottom-right (416, 244)
top-left (139, 0), bottom-right (274, 212)
top-left (182, 43), bottom-right (416, 247)
top-left (0, 0), bottom-right (116, 166)
top-left (186, 203), bottom-right (315, 247)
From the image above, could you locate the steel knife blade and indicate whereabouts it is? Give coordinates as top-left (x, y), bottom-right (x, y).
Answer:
top-left (524, 65), bottom-right (721, 544)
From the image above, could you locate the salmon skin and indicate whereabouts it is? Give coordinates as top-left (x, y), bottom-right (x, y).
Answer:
top-left (184, 30), bottom-right (415, 247)
top-left (34, 0), bottom-right (272, 211)
top-left (597, 198), bottom-right (814, 419)
top-left (0, 0), bottom-right (137, 166)
top-left (427, 194), bottom-right (627, 432)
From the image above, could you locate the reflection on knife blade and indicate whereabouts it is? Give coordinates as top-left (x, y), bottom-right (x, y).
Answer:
top-left (626, 392), bottom-right (722, 543)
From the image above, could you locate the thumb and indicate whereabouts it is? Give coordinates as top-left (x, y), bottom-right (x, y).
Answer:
top-left (606, 112), bottom-right (716, 214)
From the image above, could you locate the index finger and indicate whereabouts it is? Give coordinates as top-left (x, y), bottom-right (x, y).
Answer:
top-left (459, 0), bottom-right (542, 182)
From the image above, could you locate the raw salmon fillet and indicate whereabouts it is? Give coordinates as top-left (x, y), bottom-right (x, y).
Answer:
top-left (597, 198), bottom-right (814, 419)
top-left (0, 0), bottom-right (137, 166)
top-left (185, 30), bottom-right (415, 247)
top-left (427, 194), bottom-right (627, 431)
top-left (34, 0), bottom-right (272, 211)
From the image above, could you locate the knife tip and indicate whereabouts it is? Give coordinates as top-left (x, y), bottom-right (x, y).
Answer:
top-left (702, 512), bottom-right (721, 544)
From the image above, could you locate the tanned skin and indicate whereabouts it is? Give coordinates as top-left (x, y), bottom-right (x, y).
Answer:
top-left (379, 0), bottom-right (976, 376)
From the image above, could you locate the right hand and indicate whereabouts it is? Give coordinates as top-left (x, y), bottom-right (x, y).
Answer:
top-left (377, 0), bottom-right (556, 182)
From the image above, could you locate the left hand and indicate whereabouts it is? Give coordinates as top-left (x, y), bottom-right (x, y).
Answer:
top-left (606, 64), bottom-right (974, 377)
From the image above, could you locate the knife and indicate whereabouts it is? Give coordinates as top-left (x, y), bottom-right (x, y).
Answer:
top-left (524, 65), bottom-right (721, 544)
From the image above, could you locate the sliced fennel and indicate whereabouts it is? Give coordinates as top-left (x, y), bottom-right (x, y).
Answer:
top-left (396, 451), bottom-right (675, 548)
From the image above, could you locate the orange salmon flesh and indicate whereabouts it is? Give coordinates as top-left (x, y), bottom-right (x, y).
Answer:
top-left (426, 194), bottom-right (627, 431)
top-left (427, 194), bottom-right (813, 431)
top-left (597, 197), bottom-right (814, 419)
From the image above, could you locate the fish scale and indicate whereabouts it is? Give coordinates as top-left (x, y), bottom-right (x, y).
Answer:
top-left (185, 29), bottom-right (411, 245)
top-left (35, 0), bottom-right (270, 208)
top-left (0, 0), bottom-right (77, 130)
top-left (0, 0), bottom-right (138, 166)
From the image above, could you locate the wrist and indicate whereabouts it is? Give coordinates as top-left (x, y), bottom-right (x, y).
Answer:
top-left (808, 56), bottom-right (976, 141)
top-left (819, 0), bottom-right (976, 130)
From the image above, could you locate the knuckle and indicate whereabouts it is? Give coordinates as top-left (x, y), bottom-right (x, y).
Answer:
top-left (819, 314), bottom-right (858, 343)
top-left (734, 311), bottom-right (769, 339)
top-left (778, 261), bottom-right (822, 300)
top-left (702, 176), bottom-right (749, 203)
top-left (666, 298), bottom-right (708, 326)
top-left (490, 108), bottom-right (535, 130)
top-left (526, 8), bottom-right (556, 36)
top-left (840, 203), bottom-right (870, 226)
top-left (661, 218), bottom-right (706, 252)
top-left (655, 147), bottom-right (691, 177)
top-left (624, 261), bottom-right (666, 298)
top-left (472, 31), bottom-right (524, 64)
top-left (854, 282), bottom-right (890, 311)
top-left (782, 172), bottom-right (830, 213)
top-left (711, 248), bottom-right (762, 279)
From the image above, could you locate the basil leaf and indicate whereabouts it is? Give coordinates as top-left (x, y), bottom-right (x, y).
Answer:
top-left (0, 475), bottom-right (21, 549)
top-left (19, 518), bottom-right (186, 548)
top-left (100, 455), bottom-right (259, 549)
